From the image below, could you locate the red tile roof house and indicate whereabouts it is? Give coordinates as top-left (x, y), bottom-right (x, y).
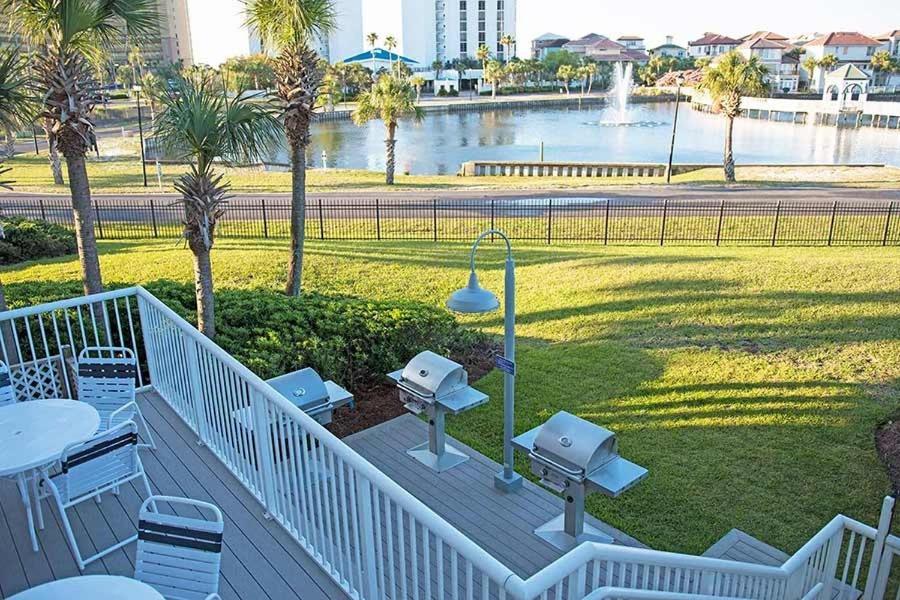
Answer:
top-left (562, 33), bottom-right (608, 55)
top-left (874, 30), bottom-right (900, 57)
top-left (584, 37), bottom-right (649, 65)
top-left (687, 32), bottom-right (740, 58)
top-left (802, 32), bottom-right (882, 91)
top-left (735, 32), bottom-right (801, 92)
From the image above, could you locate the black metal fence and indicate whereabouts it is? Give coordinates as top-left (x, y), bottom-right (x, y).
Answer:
top-left (2, 196), bottom-right (899, 246)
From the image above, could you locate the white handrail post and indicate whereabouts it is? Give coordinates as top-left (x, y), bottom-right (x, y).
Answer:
top-left (184, 338), bottom-right (210, 445)
top-left (819, 528), bottom-right (844, 600)
top-left (863, 496), bottom-right (896, 600)
top-left (355, 472), bottom-right (381, 600)
top-left (870, 543), bottom-right (896, 600)
top-left (250, 391), bottom-right (278, 518)
top-left (136, 295), bottom-right (160, 388)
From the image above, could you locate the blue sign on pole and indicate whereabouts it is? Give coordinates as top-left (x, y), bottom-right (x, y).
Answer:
top-left (495, 355), bottom-right (516, 376)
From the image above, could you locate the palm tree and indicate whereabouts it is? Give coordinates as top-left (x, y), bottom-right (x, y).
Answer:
top-left (352, 74), bottom-right (423, 185)
top-left (484, 60), bottom-right (505, 97)
top-left (557, 64), bottom-right (576, 94)
top-left (366, 32), bottom-right (379, 74)
top-left (500, 34), bottom-right (515, 62)
top-left (476, 45), bottom-right (491, 92)
top-left (700, 51), bottom-right (767, 183)
top-left (410, 75), bottom-right (425, 102)
top-left (870, 51), bottom-right (896, 86)
top-left (384, 35), bottom-right (397, 74)
top-left (154, 73), bottom-right (279, 338)
top-left (10, 0), bottom-right (158, 296)
top-left (244, 0), bottom-right (336, 297)
top-left (431, 59), bottom-right (443, 81)
top-left (0, 47), bottom-right (35, 159)
top-left (802, 56), bottom-right (818, 90)
top-left (581, 61), bottom-right (599, 94)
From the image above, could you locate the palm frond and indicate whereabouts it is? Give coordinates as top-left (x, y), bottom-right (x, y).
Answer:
top-left (0, 46), bottom-right (39, 132)
top-left (352, 73), bottom-right (422, 128)
top-left (243, 0), bottom-right (336, 53)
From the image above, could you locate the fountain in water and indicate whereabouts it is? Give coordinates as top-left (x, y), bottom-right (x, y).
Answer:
top-left (611, 62), bottom-right (634, 123)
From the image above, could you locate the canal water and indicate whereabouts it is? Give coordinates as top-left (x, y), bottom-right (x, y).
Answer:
top-left (286, 102), bottom-right (900, 175)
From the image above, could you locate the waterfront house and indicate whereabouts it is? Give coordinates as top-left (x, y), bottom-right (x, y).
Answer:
top-left (735, 32), bottom-right (800, 92)
top-left (875, 30), bottom-right (900, 56)
top-left (802, 31), bottom-right (882, 91)
top-left (584, 37), bottom-right (649, 65)
top-left (649, 36), bottom-right (687, 58)
top-left (561, 33), bottom-right (607, 55)
top-left (687, 32), bottom-right (740, 58)
top-left (531, 33), bottom-right (570, 59)
top-left (616, 35), bottom-right (645, 50)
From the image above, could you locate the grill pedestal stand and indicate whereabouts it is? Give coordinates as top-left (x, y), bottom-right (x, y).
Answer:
top-left (407, 406), bottom-right (470, 472)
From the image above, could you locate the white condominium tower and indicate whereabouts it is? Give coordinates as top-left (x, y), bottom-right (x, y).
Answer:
top-left (390, 0), bottom-right (516, 66)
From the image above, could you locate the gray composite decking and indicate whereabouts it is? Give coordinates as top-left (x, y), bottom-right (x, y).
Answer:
top-left (0, 390), bottom-right (349, 600)
top-left (345, 414), bottom-right (647, 580)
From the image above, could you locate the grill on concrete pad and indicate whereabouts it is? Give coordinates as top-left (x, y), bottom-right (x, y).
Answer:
top-left (512, 411), bottom-right (648, 551)
top-left (387, 351), bottom-right (488, 472)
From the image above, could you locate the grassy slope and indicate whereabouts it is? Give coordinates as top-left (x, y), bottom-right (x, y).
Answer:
top-left (3, 240), bottom-right (898, 555)
top-left (5, 155), bottom-right (900, 194)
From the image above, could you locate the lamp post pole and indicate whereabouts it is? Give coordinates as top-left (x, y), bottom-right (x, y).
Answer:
top-left (134, 85), bottom-right (148, 187)
top-left (665, 76), bottom-right (685, 184)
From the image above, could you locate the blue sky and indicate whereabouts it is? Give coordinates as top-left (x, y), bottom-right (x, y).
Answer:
top-left (188, 0), bottom-right (900, 66)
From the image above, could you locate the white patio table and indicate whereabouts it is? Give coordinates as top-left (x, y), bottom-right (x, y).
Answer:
top-left (0, 399), bottom-right (100, 552)
top-left (9, 575), bottom-right (164, 599)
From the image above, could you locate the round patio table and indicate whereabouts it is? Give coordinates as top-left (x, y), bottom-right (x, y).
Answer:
top-left (9, 575), bottom-right (164, 599)
top-left (0, 399), bottom-right (100, 552)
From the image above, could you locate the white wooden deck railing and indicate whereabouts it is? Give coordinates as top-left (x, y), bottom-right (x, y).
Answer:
top-left (0, 288), bottom-right (895, 600)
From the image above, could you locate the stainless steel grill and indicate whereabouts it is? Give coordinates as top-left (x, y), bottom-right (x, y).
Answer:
top-left (513, 411), bottom-right (648, 550)
top-left (388, 351), bottom-right (488, 472)
top-left (265, 367), bottom-right (354, 425)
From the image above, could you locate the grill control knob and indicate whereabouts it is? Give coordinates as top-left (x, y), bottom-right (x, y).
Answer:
top-left (419, 369), bottom-right (429, 377)
top-left (559, 436), bottom-right (572, 448)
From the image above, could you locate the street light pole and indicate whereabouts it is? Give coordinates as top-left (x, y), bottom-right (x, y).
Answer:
top-left (134, 85), bottom-right (148, 187)
top-left (446, 230), bottom-right (524, 493)
top-left (665, 75), bottom-right (685, 184)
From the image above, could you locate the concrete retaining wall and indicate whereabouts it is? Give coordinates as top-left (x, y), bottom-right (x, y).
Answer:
top-left (458, 161), bottom-right (885, 178)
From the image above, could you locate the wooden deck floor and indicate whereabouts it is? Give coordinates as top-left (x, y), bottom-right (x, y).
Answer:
top-left (345, 414), bottom-right (646, 580)
top-left (0, 391), bottom-right (349, 600)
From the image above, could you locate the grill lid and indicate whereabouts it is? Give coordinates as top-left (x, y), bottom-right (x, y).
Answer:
top-left (398, 351), bottom-right (468, 400)
top-left (266, 368), bottom-right (330, 412)
top-left (532, 411), bottom-right (617, 477)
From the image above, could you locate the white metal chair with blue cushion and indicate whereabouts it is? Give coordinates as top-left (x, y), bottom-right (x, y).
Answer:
top-left (78, 346), bottom-right (156, 450)
top-left (135, 495), bottom-right (225, 600)
top-left (37, 420), bottom-right (154, 570)
top-left (0, 360), bottom-right (16, 407)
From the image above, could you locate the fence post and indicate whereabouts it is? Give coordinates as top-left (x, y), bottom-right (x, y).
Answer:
top-left (546, 199), bottom-right (552, 245)
top-left (604, 199), bottom-right (610, 245)
top-left (318, 198), bottom-right (325, 240)
top-left (659, 199), bottom-right (668, 246)
top-left (883, 201), bottom-right (894, 247)
top-left (716, 200), bottom-right (725, 246)
top-left (827, 201), bottom-right (837, 246)
top-left (261, 199), bottom-right (268, 239)
top-left (375, 198), bottom-right (381, 240)
top-left (354, 473), bottom-right (381, 600)
top-left (490, 199), bottom-right (495, 242)
top-left (149, 199), bottom-right (159, 238)
top-left (93, 200), bottom-right (105, 239)
top-left (433, 198), bottom-right (438, 242)
top-left (771, 201), bottom-right (781, 247)
top-left (39, 199), bottom-right (47, 221)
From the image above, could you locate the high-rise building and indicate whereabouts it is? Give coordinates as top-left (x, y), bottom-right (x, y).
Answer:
top-left (384, 0), bottom-right (516, 66)
top-left (248, 0), bottom-right (363, 63)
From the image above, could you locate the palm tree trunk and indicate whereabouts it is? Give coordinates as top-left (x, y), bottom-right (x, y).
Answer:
top-left (46, 124), bottom-right (64, 185)
top-left (723, 115), bottom-right (736, 183)
top-left (65, 153), bottom-right (104, 295)
top-left (284, 138), bottom-right (307, 296)
top-left (192, 245), bottom-right (216, 338)
top-left (492, 83), bottom-right (497, 98)
top-left (385, 124), bottom-right (397, 185)
top-left (4, 127), bottom-right (15, 158)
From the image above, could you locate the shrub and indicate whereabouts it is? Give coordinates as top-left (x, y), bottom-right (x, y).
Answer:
top-left (0, 217), bottom-right (77, 265)
top-left (448, 88), bottom-right (459, 97)
top-left (5, 280), bottom-right (486, 390)
top-left (436, 87), bottom-right (448, 97)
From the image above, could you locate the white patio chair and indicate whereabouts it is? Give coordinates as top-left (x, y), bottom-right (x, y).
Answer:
top-left (135, 495), bottom-right (225, 600)
top-left (78, 346), bottom-right (156, 450)
top-left (0, 360), bottom-right (16, 407)
top-left (37, 420), bottom-right (154, 570)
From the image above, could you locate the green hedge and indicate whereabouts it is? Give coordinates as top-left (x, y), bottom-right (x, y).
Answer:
top-left (5, 280), bottom-right (486, 388)
top-left (0, 217), bottom-right (77, 265)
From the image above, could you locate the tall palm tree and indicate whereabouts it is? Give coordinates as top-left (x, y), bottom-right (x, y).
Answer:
top-left (870, 51), bottom-right (896, 86)
top-left (352, 74), bottom-right (423, 185)
top-left (410, 75), bottom-right (425, 102)
top-left (484, 60), bottom-right (504, 97)
top-left (367, 32), bottom-right (379, 75)
top-left (582, 61), bottom-right (599, 94)
top-left (243, 0), bottom-right (336, 297)
top-left (154, 73), bottom-right (279, 338)
top-left (700, 51), bottom-right (767, 183)
top-left (476, 45), bottom-right (491, 92)
top-left (500, 34), bottom-right (515, 62)
top-left (557, 64), bottom-right (575, 94)
top-left (801, 56), bottom-right (818, 90)
top-left (9, 0), bottom-right (158, 296)
top-left (384, 35), bottom-right (397, 74)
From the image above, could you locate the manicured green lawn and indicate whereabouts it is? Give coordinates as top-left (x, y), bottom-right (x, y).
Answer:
top-left (2, 239), bottom-right (897, 556)
top-left (5, 155), bottom-right (900, 193)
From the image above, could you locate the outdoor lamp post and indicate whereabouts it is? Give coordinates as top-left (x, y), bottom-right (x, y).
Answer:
top-left (446, 230), bottom-right (524, 493)
top-left (665, 73), bottom-right (686, 184)
top-left (133, 84), bottom-right (148, 187)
